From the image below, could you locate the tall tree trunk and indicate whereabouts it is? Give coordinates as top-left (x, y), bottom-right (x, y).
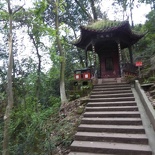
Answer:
top-left (55, 0), bottom-right (68, 106)
top-left (36, 48), bottom-right (41, 102)
top-left (89, 0), bottom-right (98, 21)
top-left (152, 0), bottom-right (155, 10)
top-left (72, 29), bottom-right (85, 68)
top-left (29, 34), bottom-right (41, 104)
top-left (129, 0), bottom-right (134, 28)
top-left (3, 1), bottom-right (13, 154)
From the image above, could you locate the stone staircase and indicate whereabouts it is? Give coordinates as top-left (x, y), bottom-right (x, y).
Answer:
top-left (68, 81), bottom-right (152, 155)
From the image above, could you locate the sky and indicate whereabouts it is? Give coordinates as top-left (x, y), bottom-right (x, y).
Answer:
top-left (21, 0), bottom-right (151, 24)
top-left (101, 0), bottom-right (151, 24)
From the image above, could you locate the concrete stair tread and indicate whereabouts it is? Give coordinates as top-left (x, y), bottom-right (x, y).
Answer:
top-left (84, 111), bottom-right (140, 115)
top-left (87, 101), bottom-right (137, 106)
top-left (89, 97), bottom-right (135, 100)
top-left (86, 105), bottom-right (138, 108)
top-left (90, 93), bottom-right (133, 98)
top-left (69, 152), bottom-right (114, 155)
top-left (84, 111), bottom-right (140, 117)
top-left (82, 117), bottom-right (141, 121)
top-left (93, 89), bottom-right (131, 92)
top-left (94, 82), bottom-right (128, 85)
top-left (88, 97), bottom-right (135, 102)
top-left (85, 106), bottom-right (138, 111)
top-left (75, 131), bottom-right (148, 139)
top-left (93, 87), bottom-right (131, 91)
top-left (91, 93), bottom-right (133, 95)
top-left (93, 86), bottom-right (131, 89)
top-left (81, 117), bottom-right (142, 125)
top-left (78, 124), bottom-right (145, 133)
top-left (75, 132), bottom-right (148, 144)
top-left (78, 124), bottom-right (144, 129)
top-left (87, 101), bottom-right (137, 107)
top-left (70, 141), bottom-right (152, 154)
top-left (94, 85), bottom-right (130, 88)
top-left (91, 90), bottom-right (132, 94)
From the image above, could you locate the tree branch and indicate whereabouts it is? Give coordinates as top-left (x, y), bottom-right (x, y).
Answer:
top-left (74, 0), bottom-right (93, 21)
top-left (89, 0), bottom-right (98, 21)
top-left (13, 2), bottom-right (25, 15)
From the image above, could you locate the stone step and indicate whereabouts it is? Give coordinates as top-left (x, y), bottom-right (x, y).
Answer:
top-left (93, 87), bottom-right (131, 91)
top-left (94, 84), bottom-right (130, 88)
top-left (95, 81), bottom-right (127, 86)
top-left (91, 89), bottom-right (132, 95)
top-left (85, 106), bottom-right (138, 112)
top-left (78, 124), bottom-right (145, 134)
top-left (70, 141), bottom-right (152, 155)
top-left (68, 81), bottom-right (153, 155)
top-left (87, 101), bottom-right (137, 107)
top-left (81, 117), bottom-right (142, 125)
top-left (75, 132), bottom-right (148, 144)
top-left (98, 78), bottom-right (117, 83)
top-left (83, 111), bottom-right (140, 118)
top-left (90, 93), bottom-right (134, 98)
top-left (88, 97), bottom-right (135, 102)
top-left (68, 152), bottom-right (114, 155)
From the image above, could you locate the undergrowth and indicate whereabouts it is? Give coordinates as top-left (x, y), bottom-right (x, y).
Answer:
top-left (0, 96), bottom-right (84, 155)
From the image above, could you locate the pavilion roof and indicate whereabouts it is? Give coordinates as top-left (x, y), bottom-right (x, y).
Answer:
top-left (73, 20), bottom-right (145, 52)
top-left (84, 20), bottom-right (123, 31)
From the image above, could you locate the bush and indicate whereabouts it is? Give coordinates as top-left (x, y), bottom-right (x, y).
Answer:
top-left (148, 76), bottom-right (155, 82)
top-left (9, 98), bottom-right (61, 155)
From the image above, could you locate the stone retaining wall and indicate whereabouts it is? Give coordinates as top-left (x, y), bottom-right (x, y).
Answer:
top-left (135, 80), bottom-right (155, 131)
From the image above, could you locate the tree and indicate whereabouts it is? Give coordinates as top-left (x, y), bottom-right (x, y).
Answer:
top-left (54, 0), bottom-right (68, 106)
top-left (1, 1), bottom-right (25, 154)
top-left (112, 0), bottom-right (134, 26)
top-left (129, 0), bottom-right (134, 27)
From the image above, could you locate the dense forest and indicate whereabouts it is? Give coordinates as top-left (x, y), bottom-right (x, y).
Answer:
top-left (0, 0), bottom-right (155, 154)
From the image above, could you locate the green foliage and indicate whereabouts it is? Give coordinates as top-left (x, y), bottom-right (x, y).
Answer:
top-left (134, 10), bottom-right (155, 59)
top-left (6, 93), bottom-right (79, 154)
top-left (142, 76), bottom-right (155, 84)
top-left (9, 98), bottom-right (61, 155)
top-left (143, 78), bottom-right (150, 84)
top-left (148, 76), bottom-right (155, 82)
top-left (124, 75), bottom-right (136, 83)
top-left (0, 120), bottom-right (3, 155)
top-left (87, 20), bottom-right (121, 30)
top-left (68, 80), bottom-right (93, 100)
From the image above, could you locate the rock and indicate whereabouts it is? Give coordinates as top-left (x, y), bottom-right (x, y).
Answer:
top-left (76, 106), bottom-right (84, 114)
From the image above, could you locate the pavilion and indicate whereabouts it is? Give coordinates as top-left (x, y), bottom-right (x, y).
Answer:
top-left (73, 20), bottom-right (144, 78)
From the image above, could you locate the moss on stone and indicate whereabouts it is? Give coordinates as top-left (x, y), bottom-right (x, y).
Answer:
top-left (86, 20), bottom-right (122, 30)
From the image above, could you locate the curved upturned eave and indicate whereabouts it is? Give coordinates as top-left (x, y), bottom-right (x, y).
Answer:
top-left (73, 21), bottom-right (128, 47)
top-left (72, 20), bottom-right (145, 50)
